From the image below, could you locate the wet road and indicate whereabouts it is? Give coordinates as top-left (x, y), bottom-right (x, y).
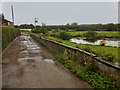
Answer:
top-left (2, 32), bottom-right (92, 88)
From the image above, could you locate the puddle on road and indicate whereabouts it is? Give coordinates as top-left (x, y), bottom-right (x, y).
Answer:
top-left (44, 59), bottom-right (55, 64)
top-left (18, 57), bottom-right (33, 62)
top-left (27, 59), bottom-right (35, 63)
top-left (18, 57), bottom-right (42, 63)
top-left (20, 50), bottom-right (28, 54)
top-left (18, 34), bottom-right (56, 71)
top-left (19, 35), bottom-right (41, 55)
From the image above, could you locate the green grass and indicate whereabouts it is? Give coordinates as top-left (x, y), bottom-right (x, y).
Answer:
top-left (96, 31), bottom-right (119, 38)
top-left (67, 31), bottom-right (119, 38)
top-left (40, 35), bottom-right (119, 63)
top-left (51, 50), bottom-right (119, 89)
top-left (68, 31), bottom-right (87, 37)
top-left (48, 30), bottom-right (120, 38)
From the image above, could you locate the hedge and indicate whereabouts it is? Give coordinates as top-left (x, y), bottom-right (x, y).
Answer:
top-left (2, 26), bottom-right (20, 51)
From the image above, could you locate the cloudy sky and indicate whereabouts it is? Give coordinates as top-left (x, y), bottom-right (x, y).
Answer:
top-left (1, 1), bottom-right (119, 25)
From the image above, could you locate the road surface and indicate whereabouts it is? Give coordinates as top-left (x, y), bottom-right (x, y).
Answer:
top-left (2, 32), bottom-right (92, 88)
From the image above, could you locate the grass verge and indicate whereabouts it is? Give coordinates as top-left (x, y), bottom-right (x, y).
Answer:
top-left (50, 50), bottom-right (120, 89)
top-left (68, 31), bottom-right (120, 38)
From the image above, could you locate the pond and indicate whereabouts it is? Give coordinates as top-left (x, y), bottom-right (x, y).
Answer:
top-left (69, 37), bottom-right (120, 47)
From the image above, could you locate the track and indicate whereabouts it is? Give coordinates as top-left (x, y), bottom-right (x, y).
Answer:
top-left (2, 32), bottom-right (92, 88)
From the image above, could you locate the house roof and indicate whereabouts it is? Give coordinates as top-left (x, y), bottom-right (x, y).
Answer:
top-left (2, 18), bottom-right (13, 23)
top-left (0, 13), bottom-right (13, 23)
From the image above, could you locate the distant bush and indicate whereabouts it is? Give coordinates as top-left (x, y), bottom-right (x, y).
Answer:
top-left (58, 31), bottom-right (71, 40)
top-left (2, 26), bottom-right (20, 51)
top-left (31, 26), bottom-right (48, 34)
top-left (84, 31), bottom-right (97, 42)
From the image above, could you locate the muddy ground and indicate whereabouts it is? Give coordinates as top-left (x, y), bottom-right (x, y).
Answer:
top-left (2, 32), bottom-right (92, 88)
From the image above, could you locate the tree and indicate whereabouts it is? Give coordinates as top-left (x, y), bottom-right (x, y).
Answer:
top-left (19, 24), bottom-right (35, 29)
top-left (14, 25), bottom-right (19, 28)
top-left (106, 23), bottom-right (117, 31)
top-left (40, 26), bottom-right (48, 34)
top-left (71, 22), bottom-right (78, 27)
top-left (42, 23), bottom-right (46, 26)
top-left (66, 23), bottom-right (70, 26)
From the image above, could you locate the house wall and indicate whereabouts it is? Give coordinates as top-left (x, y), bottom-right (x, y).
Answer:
top-left (2, 18), bottom-right (13, 26)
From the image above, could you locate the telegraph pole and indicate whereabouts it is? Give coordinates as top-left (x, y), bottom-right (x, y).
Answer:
top-left (11, 5), bottom-right (14, 25)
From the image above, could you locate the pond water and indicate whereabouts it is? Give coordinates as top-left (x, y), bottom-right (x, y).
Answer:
top-left (69, 37), bottom-right (120, 47)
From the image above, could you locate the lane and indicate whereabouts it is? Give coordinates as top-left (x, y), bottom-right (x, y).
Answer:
top-left (2, 32), bottom-right (92, 88)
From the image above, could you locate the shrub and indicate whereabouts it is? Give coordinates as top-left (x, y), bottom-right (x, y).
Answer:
top-left (40, 26), bottom-right (48, 34)
top-left (102, 53), bottom-right (115, 62)
top-left (84, 31), bottom-right (97, 42)
top-left (38, 33), bottom-right (43, 37)
top-left (58, 31), bottom-right (71, 40)
top-left (100, 40), bottom-right (106, 46)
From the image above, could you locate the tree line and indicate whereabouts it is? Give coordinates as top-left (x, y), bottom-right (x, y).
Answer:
top-left (15, 23), bottom-right (120, 31)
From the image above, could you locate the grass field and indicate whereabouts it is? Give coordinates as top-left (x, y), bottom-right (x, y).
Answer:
top-left (40, 35), bottom-right (119, 63)
top-left (48, 31), bottom-right (119, 38)
top-left (67, 31), bottom-right (119, 38)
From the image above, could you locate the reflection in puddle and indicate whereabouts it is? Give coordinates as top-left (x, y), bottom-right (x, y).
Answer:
top-left (44, 59), bottom-right (55, 64)
top-left (18, 57), bottom-right (33, 62)
top-left (20, 50), bottom-right (28, 54)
